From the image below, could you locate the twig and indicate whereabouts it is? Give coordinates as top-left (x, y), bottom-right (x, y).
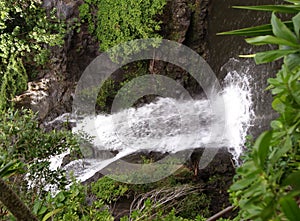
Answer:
top-left (129, 185), bottom-right (204, 220)
top-left (206, 205), bottom-right (235, 221)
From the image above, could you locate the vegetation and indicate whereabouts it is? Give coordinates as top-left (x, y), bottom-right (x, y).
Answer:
top-left (3, 0), bottom-right (300, 220)
top-left (0, 108), bottom-right (81, 220)
top-left (96, 61), bottom-right (150, 112)
top-left (30, 172), bottom-right (211, 221)
top-left (0, 0), bottom-right (65, 110)
top-left (79, 0), bottom-right (166, 52)
top-left (32, 181), bottom-right (114, 221)
top-left (219, 1), bottom-right (300, 220)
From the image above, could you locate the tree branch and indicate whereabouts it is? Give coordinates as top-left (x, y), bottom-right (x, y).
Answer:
top-left (0, 178), bottom-right (38, 221)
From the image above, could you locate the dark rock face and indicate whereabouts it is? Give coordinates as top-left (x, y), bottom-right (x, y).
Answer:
top-left (14, 0), bottom-right (100, 122)
top-left (161, 0), bottom-right (192, 43)
top-left (15, 0), bottom-right (211, 120)
top-left (150, 0), bottom-right (209, 96)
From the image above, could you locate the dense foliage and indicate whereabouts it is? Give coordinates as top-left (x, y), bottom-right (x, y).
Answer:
top-left (0, 109), bottom-right (81, 219)
top-left (32, 173), bottom-right (210, 221)
top-left (79, 0), bottom-right (166, 52)
top-left (220, 1), bottom-right (300, 220)
top-left (33, 181), bottom-right (114, 221)
top-left (0, 0), bottom-right (65, 110)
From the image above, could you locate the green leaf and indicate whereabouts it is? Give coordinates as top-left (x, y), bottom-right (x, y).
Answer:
top-left (233, 5), bottom-right (300, 14)
top-left (270, 120), bottom-right (283, 130)
top-left (272, 97), bottom-right (287, 113)
top-left (56, 192), bottom-right (65, 203)
top-left (271, 13), bottom-right (298, 44)
top-left (246, 35), bottom-right (300, 47)
top-left (285, 0), bottom-right (300, 5)
top-left (42, 208), bottom-right (62, 221)
top-left (268, 77), bottom-right (284, 87)
top-left (38, 206), bottom-right (48, 216)
top-left (292, 12), bottom-right (300, 38)
top-left (0, 160), bottom-right (23, 178)
top-left (289, 78), bottom-right (300, 105)
top-left (230, 175), bottom-right (258, 191)
top-left (283, 171), bottom-right (300, 190)
top-left (253, 131), bottom-right (272, 168)
top-left (288, 120), bottom-right (300, 134)
top-left (271, 135), bottom-right (292, 164)
top-left (280, 196), bottom-right (300, 221)
top-left (33, 201), bottom-right (42, 215)
top-left (243, 179), bottom-right (266, 198)
top-left (217, 23), bottom-right (275, 36)
top-left (285, 53), bottom-right (300, 70)
top-left (254, 49), bottom-right (299, 64)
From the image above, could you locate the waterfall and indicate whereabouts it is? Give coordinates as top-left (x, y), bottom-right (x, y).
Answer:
top-left (55, 69), bottom-right (254, 182)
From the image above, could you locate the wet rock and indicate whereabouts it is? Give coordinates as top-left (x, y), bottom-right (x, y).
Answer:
top-left (15, 0), bottom-right (100, 121)
top-left (14, 78), bottom-right (51, 120)
top-left (186, 147), bottom-right (235, 178)
top-left (151, 0), bottom-right (208, 96)
top-left (43, 0), bottom-right (80, 19)
top-left (162, 0), bottom-right (192, 43)
top-left (185, 0), bottom-right (209, 57)
top-left (149, 0), bottom-right (192, 76)
top-left (14, 75), bottom-right (75, 121)
top-left (81, 172), bottom-right (104, 185)
top-left (121, 151), bottom-right (169, 164)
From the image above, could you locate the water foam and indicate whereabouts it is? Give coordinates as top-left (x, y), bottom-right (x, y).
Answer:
top-left (67, 72), bottom-right (253, 181)
top-left (223, 71), bottom-right (254, 161)
top-left (33, 67), bottom-right (252, 183)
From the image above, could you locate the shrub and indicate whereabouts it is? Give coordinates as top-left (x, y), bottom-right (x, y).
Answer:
top-left (220, 2), bottom-right (300, 220)
top-left (33, 181), bottom-right (114, 221)
top-left (79, 0), bottom-right (166, 52)
top-left (0, 108), bottom-right (81, 217)
top-left (0, 0), bottom-right (65, 109)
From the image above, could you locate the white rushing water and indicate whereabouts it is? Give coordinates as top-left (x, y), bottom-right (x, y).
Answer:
top-left (56, 71), bottom-right (254, 182)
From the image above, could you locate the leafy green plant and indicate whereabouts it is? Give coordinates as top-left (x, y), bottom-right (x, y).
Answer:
top-left (220, 1), bottom-right (300, 220)
top-left (0, 157), bottom-right (23, 179)
top-left (33, 181), bottom-right (113, 221)
top-left (175, 193), bottom-right (211, 219)
top-left (218, 2), bottom-right (300, 65)
top-left (79, 0), bottom-right (166, 53)
top-left (0, 0), bottom-right (65, 109)
top-left (0, 108), bottom-right (81, 218)
top-left (91, 176), bottom-right (129, 204)
top-left (121, 198), bottom-right (206, 221)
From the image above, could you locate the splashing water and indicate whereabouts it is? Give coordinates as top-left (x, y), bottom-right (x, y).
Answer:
top-left (74, 73), bottom-right (253, 154)
top-left (60, 71), bottom-right (254, 181)
top-left (45, 67), bottom-right (254, 183)
top-left (223, 71), bottom-right (254, 161)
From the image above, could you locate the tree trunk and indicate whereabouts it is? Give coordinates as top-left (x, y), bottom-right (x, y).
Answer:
top-left (0, 178), bottom-right (38, 221)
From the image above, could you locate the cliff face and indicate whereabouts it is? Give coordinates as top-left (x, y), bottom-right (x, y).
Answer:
top-left (14, 0), bottom-right (211, 121)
